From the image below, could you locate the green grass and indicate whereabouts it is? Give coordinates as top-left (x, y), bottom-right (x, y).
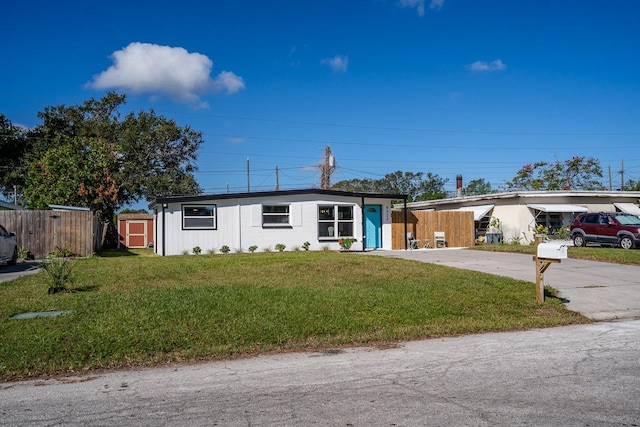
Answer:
top-left (472, 242), bottom-right (640, 265)
top-left (0, 250), bottom-right (588, 381)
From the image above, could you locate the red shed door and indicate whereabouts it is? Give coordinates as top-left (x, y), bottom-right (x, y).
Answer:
top-left (126, 221), bottom-right (147, 248)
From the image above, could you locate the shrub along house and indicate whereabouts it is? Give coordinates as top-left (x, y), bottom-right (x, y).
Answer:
top-left (149, 189), bottom-right (407, 256)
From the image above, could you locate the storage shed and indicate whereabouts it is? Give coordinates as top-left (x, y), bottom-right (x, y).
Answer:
top-left (118, 213), bottom-right (154, 249)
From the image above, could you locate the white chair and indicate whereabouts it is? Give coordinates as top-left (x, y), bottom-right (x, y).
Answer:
top-left (434, 231), bottom-right (446, 248)
top-left (407, 232), bottom-right (420, 250)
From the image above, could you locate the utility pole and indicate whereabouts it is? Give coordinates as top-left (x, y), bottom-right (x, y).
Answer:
top-left (275, 165), bottom-right (280, 191)
top-left (608, 166), bottom-right (612, 191)
top-left (620, 157), bottom-right (624, 190)
top-left (247, 158), bottom-right (250, 192)
top-left (320, 146), bottom-right (335, 189)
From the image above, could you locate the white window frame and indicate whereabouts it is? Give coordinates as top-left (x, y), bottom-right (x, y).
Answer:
top-left (182, 204), bottom-right (216, 230)
top-left (318, 204), bottom-right (354, 240)
top-left (262, 204), bottom-right (291, 227)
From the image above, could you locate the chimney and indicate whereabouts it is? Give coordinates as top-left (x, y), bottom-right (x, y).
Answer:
top-left (456, 175), bottom-right (463, 198)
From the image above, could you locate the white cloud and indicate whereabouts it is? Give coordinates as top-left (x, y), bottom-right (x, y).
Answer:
top-left (321, 55), bottom-right (349, 73)
top-left (467, 59), bottom-right (507, 72)
top-left (88, 42), bottom-right (245, 105)
top-left (399, 0), bottom-right (443, 16)
top-left (429, 0), bottom-right (444, 10)
top-left (400, 0), bottom-right (425, 16)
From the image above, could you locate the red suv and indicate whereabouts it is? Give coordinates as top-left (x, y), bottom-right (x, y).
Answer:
top-left (570, 212), bottom-right (640, 249)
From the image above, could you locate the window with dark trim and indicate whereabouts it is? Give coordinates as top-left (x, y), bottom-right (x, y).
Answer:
top-left (262, 205), bottom-right (291, 227)
top-left (182, 205), bottom-right (216, 229)
top-left (318, 205), bottom-right (354, 239)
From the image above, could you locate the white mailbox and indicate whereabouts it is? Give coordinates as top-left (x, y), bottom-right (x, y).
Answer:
top-left (537, 242), bottom-right (568, 259)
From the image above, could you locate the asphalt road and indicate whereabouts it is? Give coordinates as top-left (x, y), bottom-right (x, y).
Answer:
top-left (2, 320), bottom-right (639, 426)
top-left (2, 249), bottom-right (640, 426)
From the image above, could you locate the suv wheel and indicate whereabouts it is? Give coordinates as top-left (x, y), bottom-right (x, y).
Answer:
top-left (573, 234), bottom-right (586, 247)
top-left (619, 236), bottom-right (634, 250)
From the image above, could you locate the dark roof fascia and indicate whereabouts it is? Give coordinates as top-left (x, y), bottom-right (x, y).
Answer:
top-left (149, 188), bottom-right (407, 209)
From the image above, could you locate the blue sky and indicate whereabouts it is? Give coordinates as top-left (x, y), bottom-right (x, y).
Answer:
top-left (2, 0), bottom-right (639, 208)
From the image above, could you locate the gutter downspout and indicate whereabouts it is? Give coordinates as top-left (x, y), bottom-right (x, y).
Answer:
top-left (154, 209), bottom-right (158, 253)
top-left (404, 198), bottom-right (408, 250)
top-left (361, 196), bottom-right (366, 252)
top-left (161, 204), bottom-right (166, 256)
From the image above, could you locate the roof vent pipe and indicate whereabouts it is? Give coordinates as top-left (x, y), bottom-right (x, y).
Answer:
top-left (456, 175), bottom-right (463, 198)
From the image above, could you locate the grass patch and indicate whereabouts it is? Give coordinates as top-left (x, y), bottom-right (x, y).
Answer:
top-left (0, 251), bottom-right (588, 381)
top-left (472, 243), bottom-right (640, 265)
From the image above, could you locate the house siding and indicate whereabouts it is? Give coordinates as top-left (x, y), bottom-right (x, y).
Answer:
top-left (153, 192), bottom-right (398, 256)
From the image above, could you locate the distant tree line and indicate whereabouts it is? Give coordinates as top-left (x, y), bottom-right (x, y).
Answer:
top-left (332, 156), bottom-right (639, 199)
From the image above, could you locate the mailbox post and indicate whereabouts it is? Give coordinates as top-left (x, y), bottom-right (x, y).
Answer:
top-left (533, 235), bottom-right (568, 303)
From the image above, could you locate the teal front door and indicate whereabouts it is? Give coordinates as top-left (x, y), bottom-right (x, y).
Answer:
top-left (364, 205), bottom-right (382, 249)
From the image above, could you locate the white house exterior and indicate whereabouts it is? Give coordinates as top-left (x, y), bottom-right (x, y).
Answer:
top-left (149, 189), bottom-right (406, 256)
top-left (404, 191), bottom-right (640, 244)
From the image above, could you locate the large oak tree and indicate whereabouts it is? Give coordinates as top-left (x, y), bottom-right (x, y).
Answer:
top-left (11, 92), bottom-right (203, 220)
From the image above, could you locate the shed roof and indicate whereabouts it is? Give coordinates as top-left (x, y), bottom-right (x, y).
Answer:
top-left (0, 200), bottom-right (24, 210)
top-left (118, 213), bottom-right (154, 220)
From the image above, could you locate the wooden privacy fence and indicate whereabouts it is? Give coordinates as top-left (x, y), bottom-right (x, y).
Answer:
top-left (0, 210), bottom-right (104, 259)
top-left (392, 210), bottom-right (475, 249)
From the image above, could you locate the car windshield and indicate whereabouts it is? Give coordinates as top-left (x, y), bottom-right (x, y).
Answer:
top-left (616, 214), bottom-right (640, 225)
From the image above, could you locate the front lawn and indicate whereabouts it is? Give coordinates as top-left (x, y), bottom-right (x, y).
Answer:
top-left (0, 251), bottom-right (588, 381)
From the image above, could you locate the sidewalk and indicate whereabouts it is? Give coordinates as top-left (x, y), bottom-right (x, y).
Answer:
top-left (366, 248), bottom-right (640, 321)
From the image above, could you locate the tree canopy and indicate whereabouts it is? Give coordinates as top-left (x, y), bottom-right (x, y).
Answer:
top-left (332, 171), bottom-right (448, 202)
top-left (462, 178), bottom-right (493, 196)
top-left (0, 114), bottom-right (30, 202)
top-left (2, 93), bottom-right (203, 219)
top-left (505, 156), bottom-right (604, 191)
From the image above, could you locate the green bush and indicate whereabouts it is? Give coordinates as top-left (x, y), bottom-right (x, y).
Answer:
top-left (18, 247), bottom-right (29, 260)
top-left (552, 227), bottom-right (570, 239)
top-left (51, 245), bottom-right (74, 258)
top-left (338, 238), bottom-right (355, 250)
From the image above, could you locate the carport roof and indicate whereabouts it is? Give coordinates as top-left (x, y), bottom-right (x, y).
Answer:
top-left (614, 202), bottom-right (640, 216)
top-left (527, 203), bottom-right (588, 213)
top-left (458, 204), bottom-right (494, 221)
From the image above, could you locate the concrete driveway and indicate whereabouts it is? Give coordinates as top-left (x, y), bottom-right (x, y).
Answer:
top-left (367, 247), bottom-right (640, 321)
top-left (0, 262), bottom-right (40, 283)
